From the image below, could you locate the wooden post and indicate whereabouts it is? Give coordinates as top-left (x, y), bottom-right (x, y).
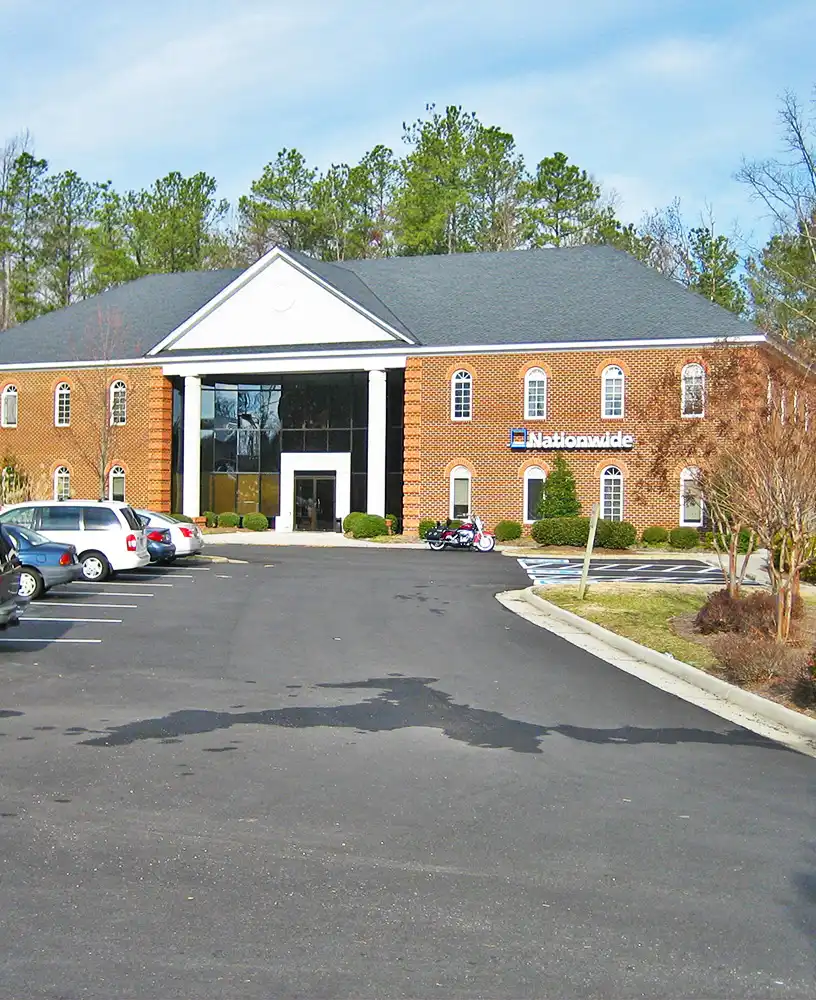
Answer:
top-left (578, 502), bottom-right (600, 601)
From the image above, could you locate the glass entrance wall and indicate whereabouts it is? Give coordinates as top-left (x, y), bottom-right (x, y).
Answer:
top-left (199, 373), bottom-right (373, 517)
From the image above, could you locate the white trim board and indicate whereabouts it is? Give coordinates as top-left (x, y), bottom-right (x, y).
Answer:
top-left (149, 247), bottom-right (414, 355)
top-left (278, 452), bottom-right (351, 532)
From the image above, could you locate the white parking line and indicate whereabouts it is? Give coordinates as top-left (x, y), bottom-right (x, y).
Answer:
top-left (23, 616), bottom-right (122, 624)
top-left (101, 581), bottom-right (173, 588)
top-left (69, 590), bottom-right (153, 597)
top-left (35, 601), bottom-right (138, 609)
top-left (0, 637), bottom-right (102, 644)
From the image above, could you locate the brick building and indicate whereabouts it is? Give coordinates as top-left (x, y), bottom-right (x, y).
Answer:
top-left (0, 245), bottom-right (774, 534)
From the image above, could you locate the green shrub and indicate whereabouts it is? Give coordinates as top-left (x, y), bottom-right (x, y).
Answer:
top-left (494, 520), bottom-right (522, 542)
top-left (418, 518), bottom-right (438, 539)
top-left (216, 512), bottom-right (240, 528)
top-left (350, 513), bottom-right (389, 538)
top-left (448, 519), bottom-right (463, 530)
top-left (202, 510), bottom-right (218, 528)
top-left (386, 513), bottom-right (401, 534)
top-left (596, 520), bottom-right (637, 549)
top-left (669, 526), bottom-right (700, 550)
top-left (642, 525), bottom-right (669, 545)
top-left (705, 528), bottom-right (755, 553)
top-left (243, 512), bottom-right (268, 531)
top-left (170, 512), bottom-right (194, 523)
top-left (537, 453), bottom-right (581, 518)
top-left (531, 516), bottom-right (590, 547)
top-left (343, 511), bottom-right (366, 534)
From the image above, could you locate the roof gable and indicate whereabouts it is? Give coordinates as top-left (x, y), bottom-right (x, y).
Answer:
top-left (150, 247), bottom-right (412, 355)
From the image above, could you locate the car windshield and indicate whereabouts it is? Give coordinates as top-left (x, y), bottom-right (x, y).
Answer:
top-left (7, 525), bottom-right (49, 546)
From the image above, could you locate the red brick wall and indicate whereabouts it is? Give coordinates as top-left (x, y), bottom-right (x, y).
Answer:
top-left (0, 366), bottom-right (172, 511)
top-left (402, 345), bottom-right (768, 535)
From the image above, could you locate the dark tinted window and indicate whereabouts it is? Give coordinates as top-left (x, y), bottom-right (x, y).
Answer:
top-left (83, 507), bottom-right (119, 530)
top-left (120, 507), bottom-right (143, 530)
top-left (0, 506), bottom-right (36, 529)
top-left (40, 506), bottom-right (82, 530)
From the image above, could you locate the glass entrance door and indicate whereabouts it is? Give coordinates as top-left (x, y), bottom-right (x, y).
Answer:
top-left (294, 474), bottom-right (336, 531)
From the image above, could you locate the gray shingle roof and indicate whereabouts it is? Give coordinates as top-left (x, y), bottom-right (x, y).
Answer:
top-left (337, 245), bottom-right (754, 346)
top-left (0, 246), bottom-right (756, 366)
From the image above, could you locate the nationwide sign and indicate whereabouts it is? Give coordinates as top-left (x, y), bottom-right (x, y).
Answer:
top-left (509, 428), bottom-right (635, 451)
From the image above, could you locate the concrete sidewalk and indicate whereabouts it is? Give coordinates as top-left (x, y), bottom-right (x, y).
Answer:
top-left (202, 530), bottom-right (426, 548)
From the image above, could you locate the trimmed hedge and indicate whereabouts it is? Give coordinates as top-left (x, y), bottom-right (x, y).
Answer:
top-left (343, 511), bottom-right (366, 534)
top-left (202, 510), bottom-right (218, 528)
top-left (494, 519), bottom-right (522, 542)
top-left (531, 516), bottom-right (636, 549)
top-left (595, 520), bottom-right (637, 550)
top-left (669, 526), bottom-right (699, 550)
top-left (243, 512), bottom-right (268, 531)
top-left (418, 518), bottom-right (438, 539)
top-left (642, 525), bottom-right (669, 545)
top-left (170, 512), bottom-right (194, 523)
top-left (216, 512), bottom-right (241, 528)
top-left (349, 513), bottom-right (389, 538)
top-left (531, 516), bottom-right (590, 547)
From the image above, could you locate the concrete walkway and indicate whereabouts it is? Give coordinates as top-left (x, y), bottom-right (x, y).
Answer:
top-left (202, 530), bottom-right (426, 548)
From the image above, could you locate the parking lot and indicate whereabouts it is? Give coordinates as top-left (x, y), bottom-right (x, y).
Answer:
top-left (2, 547), bottom-right (815, 999)
top-left (0, 559), bottom-right (218, 650)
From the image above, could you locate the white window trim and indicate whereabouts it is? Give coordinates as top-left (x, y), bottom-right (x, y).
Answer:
top-left (680, 467), bottom-right (704, 527)
top-left (54, 466), bottom-right (70, 501)
top-left (55, 383), bottom-right (71, 427)
top-left (523, 368), bottom-right (548, 421)
top-left (449, 466), bottom-right (472, 520)
top-left (601, 365), bottom-right (625, 420)
top-left (110, 381), bottom-right (127, 426)
top-left (681, 363), bottom-right (705, 419)
top-left (523, 466), bottom-right (547, 523)
top-left (108, 465), bottom-right (126, 502)
top-left (600, 465), bottom-right (624, 521)
top-left (450, 370), bottom-right (473, 422)
top-left (1, 385), bottom-right (18, 428)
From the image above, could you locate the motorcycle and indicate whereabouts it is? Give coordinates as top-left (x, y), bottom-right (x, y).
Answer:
top-left (425, 515), bottom-right (496, 553)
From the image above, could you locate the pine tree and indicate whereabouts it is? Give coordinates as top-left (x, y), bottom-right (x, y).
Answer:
top-left (537, 453), bottom-right (581, 518)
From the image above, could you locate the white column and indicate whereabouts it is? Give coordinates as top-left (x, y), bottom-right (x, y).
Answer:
top-left (182, 375), bottom-right (201, 517)
top-left (366, 369), bottom-right (387, 516)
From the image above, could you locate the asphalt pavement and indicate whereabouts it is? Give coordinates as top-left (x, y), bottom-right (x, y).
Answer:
top-left (517, 555), bottom-right (737, 586)
top-left (0, 547), bottom-right (814, 999)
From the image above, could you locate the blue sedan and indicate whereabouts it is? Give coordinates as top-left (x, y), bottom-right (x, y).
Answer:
top-left (3, 524), bottom-right (83, 600)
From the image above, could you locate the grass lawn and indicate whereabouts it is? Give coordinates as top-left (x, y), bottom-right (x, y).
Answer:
top-left (536, 583), bottom-right (719, 669)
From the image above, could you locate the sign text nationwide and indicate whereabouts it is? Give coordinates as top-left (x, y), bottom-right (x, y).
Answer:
top-left (509, 428), bottom-right (635, 451)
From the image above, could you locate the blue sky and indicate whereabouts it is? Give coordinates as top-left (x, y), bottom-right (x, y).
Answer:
top-left (2, 0), bottom-right (814, 252)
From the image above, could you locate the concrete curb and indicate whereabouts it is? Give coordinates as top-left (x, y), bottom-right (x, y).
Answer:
top-left (520, 586), bottom-right (816, 741)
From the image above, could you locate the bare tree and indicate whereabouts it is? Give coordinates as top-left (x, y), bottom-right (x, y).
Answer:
top-left (71, 306), bottom-right (130, 498)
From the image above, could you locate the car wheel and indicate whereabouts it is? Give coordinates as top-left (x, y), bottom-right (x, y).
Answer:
top-left (80, 551), bottom-right (111, 582)
top-left (18, 568), bottom-right (44, 600)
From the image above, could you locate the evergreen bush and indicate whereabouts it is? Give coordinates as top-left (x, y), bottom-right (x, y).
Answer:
top-left (669, 526), bottom-right (700, 549)
top-left (537, 453), bottom-right (581, 518)
top-left (350, 514), bottom-right (389, 538)
top-left (642, 526), bottom-right (669, 545)
top-left (343, 512), bottom-right (366, 534)
top-left (418, 518), bottom-right (438, 539)
top-left (494, 520), bottom-right (522, 542)
top-left (243, 512), bottom-right (268, 531)
top-left (595, 520), bottom-right (637, 549)
top-left (202, 510), bottom-right (218, 528)
top-left (216, 512), bottom-right (240, 528)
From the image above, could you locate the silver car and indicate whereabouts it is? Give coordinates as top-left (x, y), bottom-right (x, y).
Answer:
top-left (134, 510), bottom-right (204, 558)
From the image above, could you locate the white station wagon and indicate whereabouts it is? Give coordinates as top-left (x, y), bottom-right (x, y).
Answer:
top-left (0, 500), bottom-right (150, 581)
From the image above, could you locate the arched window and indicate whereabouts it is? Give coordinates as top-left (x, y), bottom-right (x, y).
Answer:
top-left (451, 370), bottom-right (472, 421)
top-left (54, 466), bottom-right (71, 501)
top-left (1, 385), bottom-right (18, 428)
top-left (524, 368), bottom-right (547, 420)
top-left (524, 466), bottom-right (547, 522)
top-left (108, 465), bottom-right (126, 502)
top-left (110, 380), bottom-right (127, 425)
top-left (601, 366), bottom-right (625, 418)
top-left (681, 364), bottom-right (705, 417)
top-left (601, 466), bottom-right (623, 521)
top-left (680, 467), bottom-right (704, 526)
top-left (55, 383), bottom-right (71, 426)
top-left (449, 466), bottom-right (472, 520)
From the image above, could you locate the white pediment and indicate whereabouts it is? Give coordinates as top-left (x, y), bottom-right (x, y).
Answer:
top-left (153, 249), bottom-right (404, 354)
